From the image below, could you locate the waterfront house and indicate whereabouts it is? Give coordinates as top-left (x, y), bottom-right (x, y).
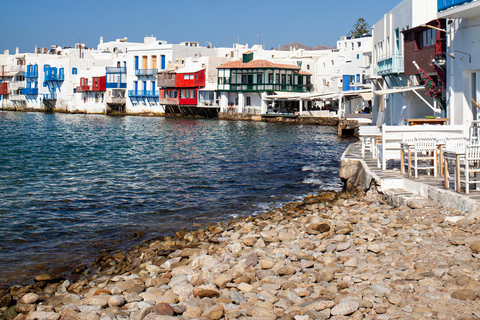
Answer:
top-left (371, 0), bottom-right (441, 126)
top-left (216, 51), bottom-right (313, 115)
top-left (438, 0), bottom-right (480, 126)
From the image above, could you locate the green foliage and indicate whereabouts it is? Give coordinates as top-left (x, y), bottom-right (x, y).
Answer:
top-left (348, 18), bottom-right (371, 38)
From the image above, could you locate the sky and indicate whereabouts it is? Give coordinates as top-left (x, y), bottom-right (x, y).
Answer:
top-left (0, 0), bottom-right (403, 53)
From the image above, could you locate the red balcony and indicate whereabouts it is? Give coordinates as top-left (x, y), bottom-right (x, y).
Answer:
top-left (76, 76), bottom-right (106, 93)
top-left (0, 83), bottom-right (8, 95)
top-left (159, 89), bottom-right (179, 105)
top-left (91, 76), bottom-right (106, 92)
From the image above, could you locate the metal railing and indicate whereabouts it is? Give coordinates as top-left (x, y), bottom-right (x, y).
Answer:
top-left (135, 69), bottom-right (157, 76)
top-left (21, 88), bottom-right (38, 95)
top-left (128, 90), bottom-right (159, 97)
top-left (43, 93), bottom-right (57, 100)
top-left (106, 83), bottom-right (127, 89)
top-left (106, 67), bottom-right (126, 74)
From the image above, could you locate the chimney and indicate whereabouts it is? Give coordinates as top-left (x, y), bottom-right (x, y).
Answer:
top-left (4, 50), bottom-right (9, 55)
top-left (15, 47), bottom-right (19, 55)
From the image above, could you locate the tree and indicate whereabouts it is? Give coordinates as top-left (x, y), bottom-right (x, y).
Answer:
top-left (348, 18), bottom-right (371, 38)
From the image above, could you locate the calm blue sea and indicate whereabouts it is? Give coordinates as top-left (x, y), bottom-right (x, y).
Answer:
top-left (0, 111), bottom-right (353, 287)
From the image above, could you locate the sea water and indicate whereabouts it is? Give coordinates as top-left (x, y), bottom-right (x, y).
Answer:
top-left (0, 111), bottom-right (353, 287)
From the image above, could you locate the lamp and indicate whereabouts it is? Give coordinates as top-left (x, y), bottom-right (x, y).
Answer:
top-left (419, 24), bottom-right (447, 33)
top-left (448, 50), bottom-right (472, 63)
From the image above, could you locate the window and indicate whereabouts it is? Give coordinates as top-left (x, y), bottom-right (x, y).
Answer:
top-left (281, 74), bottom-right (286, 84)
top-left (268, 74), bottom-right (273, 84)
top-left (276, 74), bottom-right (280, 84)
top-left (357, 54), bottom-right (360, 60)
top-left (242, 74), bottom-right (247, 84)
top-left (418, 29), bottom-right (436, 49)
top-left (358, 42), bottom-right (361, 48)
top-left (257, 74), bottom-right (263, 84)
top-left (246, 97), bottom-right (251, 106)
top-left (72, 68), bottom-right (77, 75)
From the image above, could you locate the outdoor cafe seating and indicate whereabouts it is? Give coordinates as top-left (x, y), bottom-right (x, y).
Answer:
top-left (359, 122), bottom-right (480, 194)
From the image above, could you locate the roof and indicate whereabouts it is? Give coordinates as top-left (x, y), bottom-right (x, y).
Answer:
top-left (217, 59), bottom-right (301, 71)
top-left (176, 66), bottom-right (205, 74)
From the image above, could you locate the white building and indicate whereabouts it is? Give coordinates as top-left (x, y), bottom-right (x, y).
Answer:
top-left (371, 0), bottom-right (440, 126)
top-left (438, 0), bottom-right (480, 127)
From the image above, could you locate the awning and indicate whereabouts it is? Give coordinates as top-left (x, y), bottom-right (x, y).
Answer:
top-left (374, 86), bottom-right (425, 95)
top-left (265, 92), bottom-right (306, 100)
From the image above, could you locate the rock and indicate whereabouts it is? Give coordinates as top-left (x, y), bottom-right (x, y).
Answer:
top-left (277, 266), bottom-right (296, 275)
top-left (0, 293), bottom-right (12, 307)
top-left (469, 243), bottom-right (480, 254)
top-left (214, 273), bottom-right (232, 289)
top-left (260, 259), bottom-right (276, 269)
top-left (371, 283), bottom-right (391, 297)
top-left (237, 283), bottom-right (254, 293)
top-left (202, 305), bottom-right (224, 320)
top-left (229, 291), bottom-right (247, 304)
top-left (331, 301), bottom-right (359, 316)
top-left (451, 290), bottom-right (477, 301)
top-left (336, 242), bottom-right (351, 252)
top-left (26, 311), bottom-right (60, 320)
top-left (367, 244), bottom-right (382, 253)
top-left (251, 307), bottom-right (276, 320)
top-left (184, 305), bottom-right (203, 318)
top-left (316, 270), bottom-right (334, 283)
top-left (242, 236), bottom-right (257, 247)
top-left (194, 288), bottom-right (220, 298)
top-left (155, 302), bottom-right (175, 316)
top-left (315, 300), bottom-right (336, 311)
top-left (245, 253), bottom-right (259, 267)
top-left (108, 295), bottom-right (125, 307)
top-left (20, 292), bottom-right (39, 304)
top-left (307, 223), bottom-right (331, 235)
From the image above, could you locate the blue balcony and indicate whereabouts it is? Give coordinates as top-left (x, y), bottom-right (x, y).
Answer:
top-left (106, 83), bottom-right (127, 89)
top-left (128, 90), bottom-right (158, 98)
top-left (44, 67), bottom-right (64, 82)
top-left (106, 67), bottom-right (126, 74)
top-left (22, 88), bottom-right (38, 95)
top-left (43, 93), bottom-right (57, 100)
top-left (377, 54), bottom-right (404, 75)
top-left (135, 69), bottom-right (157, 76)
top-left (438, 0), bottom-right (474, 11)
top-left (24, 69), bottom-right (38, 78)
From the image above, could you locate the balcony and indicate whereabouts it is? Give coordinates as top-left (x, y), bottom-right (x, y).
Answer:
top-left (76, 85), bottom-right (90, 92)
top-left (135, 69), bottom-right (157, 76)
top-left (24, 70), bottom-right (38, 78)
top-left (44, 71), bottom-right (64, 81)
top-left (0, 83), bottom-right (8, 95)
top-left (106, 67), bottom-right (126, 74)
top-left (128, 90), bottom-right (159, 98)
top-left (377, 54), bottom-right (404, 75)
top-left (9, 80), bottom-right (26, 91)
top-left (106, 83), bottom-right (127, 89)
top-left (224, 83), bottom-right (312, 93)
top-left (21, 88), bottom-right (38, 95)
top-left (43, 93), bottom-right (57, 100)
top-left (438, 0), bottom-right (474, 11)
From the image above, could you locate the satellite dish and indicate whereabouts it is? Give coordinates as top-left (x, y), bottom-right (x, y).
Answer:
top-left (205, 41), bottom-right (212, 49)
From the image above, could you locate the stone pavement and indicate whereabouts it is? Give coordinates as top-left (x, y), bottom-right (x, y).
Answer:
top-left (341, 142), bottom-right (480, 213)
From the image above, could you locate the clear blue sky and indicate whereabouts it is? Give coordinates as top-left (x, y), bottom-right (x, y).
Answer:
top-left (0, 0), bottom-right (402, 53)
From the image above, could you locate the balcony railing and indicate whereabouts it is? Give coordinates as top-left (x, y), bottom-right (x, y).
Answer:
top-left (21, 88), bottom-right (38, 95)
top-left (128, 90), bottom-right (159, 97)
top-left (24, 71), bottom-right (38, 78)
top-left (219, 83), bottom-right (312, 93)
top-left (43, 93), bottom-right (57, 100)
top-left (377, 54), bottom-right (404, 75)
top-left (106, 67), bottom-right (126, 74)
top-left (106, 83), bottom-right (127, 89)
top-left (45, 73), bottom-right (65, 82)
top-left (76, 85), bottom-right (90, 92)
top-left (438, 0), bottom-right (474, 11)
top-left (135, 69), bottom-right (157, 76)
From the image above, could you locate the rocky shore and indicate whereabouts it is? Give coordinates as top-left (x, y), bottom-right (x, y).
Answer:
top-left (2, 189), bottom-right (480, 320)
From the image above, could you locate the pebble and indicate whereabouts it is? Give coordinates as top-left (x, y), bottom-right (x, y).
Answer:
top-left (3, 190), bottom-right (480, 320)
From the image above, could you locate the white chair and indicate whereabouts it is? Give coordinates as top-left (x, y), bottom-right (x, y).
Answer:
top-left (359, 126), bottom-right (381, 158)
top-left (444, 137), bottom-right (468, 190)
top-left (401, 135), bottom-right (415, 175)
top-left (412, 138), bottom-right (437, 178)
top-left (461, 144), bottom-right (480, 194)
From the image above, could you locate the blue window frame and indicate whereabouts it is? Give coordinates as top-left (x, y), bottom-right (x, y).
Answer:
top-left (72, 68), bottom-right (77, 75)
top-left (134, 56), bottom-right (139, 70)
